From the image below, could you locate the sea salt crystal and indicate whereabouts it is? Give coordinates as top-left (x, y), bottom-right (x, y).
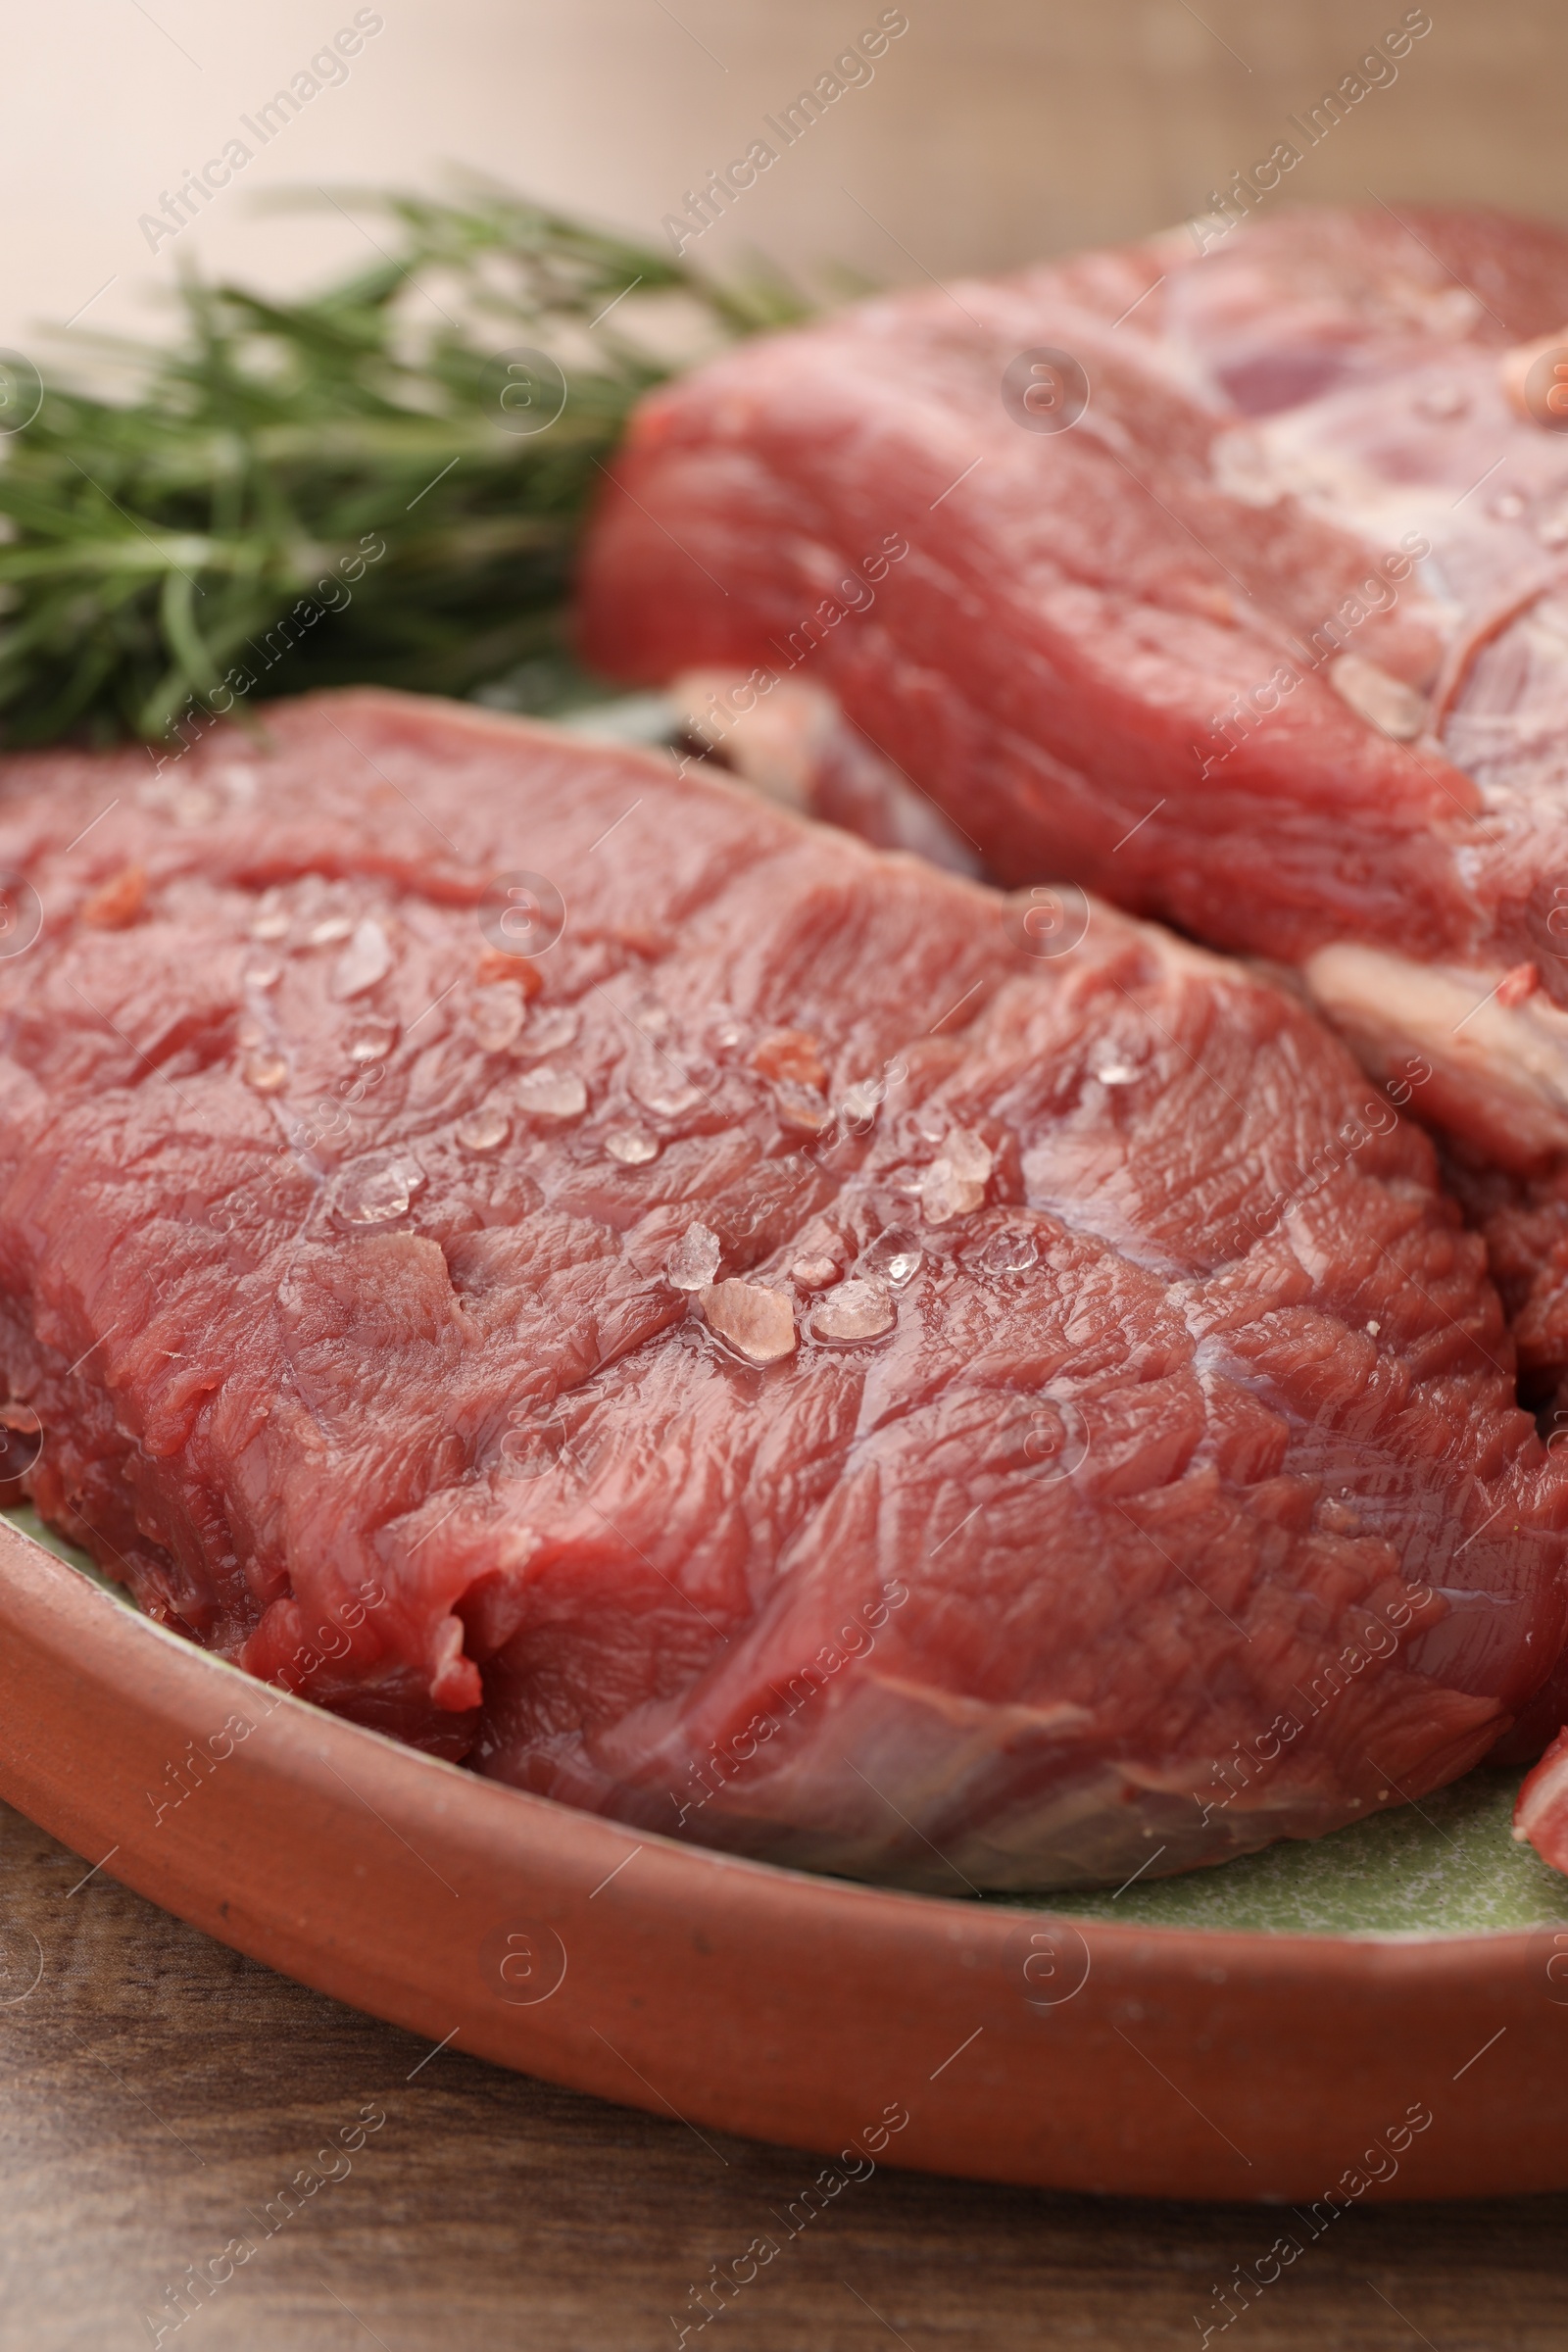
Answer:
top-left (250, 891), bottom-right (290, 942)
top-left (920, 1129), bottom-right (994, 1226)
top-left (243, 954), bottom-right (281, 992)
top-left (334, 1155), bottom-right (425, 1226)
top-left (632, 1065), bottom-right (706, 1118)
top-left (307, 911), bottom-right (356, 947)
top-left (348, 1019), bottom-right (399, 1064)
top-left (1093, 1056), bottom-right (1139, 1086)
top-left (790, 1255), bottom-right (840, 1291)
top-left (978, 1227), bottom-right (1039, 1275)
top-left (700, 1279), bottom-right (797, 1363)
top-left (605, 1128), bottom-right (660, 1165)
top-left (515, 1066), bottom-right (587, 1120)
top-left (457, 1104), bottom-right (511, 1154)
top-left (516, 1006), bottom-right (579, 1057)
top-left (469, 982), bottom-right (528, 1053)
top-left (837, 1079), bottom-right (884, 1129)
top-left (859, 1230), bottom-right (923, 1287)
top-left (331, 916), bottom-right (393, 1001)
top-left (665, 1222), bottom-right (720, 1291)
top-left (242, 1051), bottom-right (289, 1094)
top-left (808, 1278), bottom-right (895, 1345)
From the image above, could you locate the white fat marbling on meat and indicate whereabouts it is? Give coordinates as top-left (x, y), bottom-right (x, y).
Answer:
top-left (1304, 942), bottom-right (1568, 1161)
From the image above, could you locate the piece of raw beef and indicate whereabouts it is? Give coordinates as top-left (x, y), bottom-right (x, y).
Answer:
top-left (1514, 1718), bottom-right (1568, 1875)
top-left (577, 204), bottom-right (1568, 1360)
top-left (0, 691), bottom-right (1560, 1887)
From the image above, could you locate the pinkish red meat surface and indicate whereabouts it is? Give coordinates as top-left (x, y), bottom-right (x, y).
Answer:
top-left (1514, 1721), bottom-right (1568, 1875)
top-left (0, 690), bottom-right (1563, 1888)
top-left (577, 205), bottom-right (1568, 1216)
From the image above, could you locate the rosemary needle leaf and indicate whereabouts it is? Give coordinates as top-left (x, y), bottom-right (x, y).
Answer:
top-left (0, 184), bottom-right (803, 749)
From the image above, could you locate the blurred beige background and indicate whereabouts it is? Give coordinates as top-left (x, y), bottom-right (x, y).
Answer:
top-left (3, 0), bottom-right (1567, 354)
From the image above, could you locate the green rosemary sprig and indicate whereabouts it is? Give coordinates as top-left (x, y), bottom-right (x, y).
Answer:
top-left (0, 186), bottom-right (804, 748)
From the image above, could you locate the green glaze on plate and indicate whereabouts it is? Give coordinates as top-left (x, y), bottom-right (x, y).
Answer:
top-left (1028, 1772), bottom-right (1566, 1937)
top-left (6, 1505), bottom-right (1561, 1938)
top-left (5, 1503), bottom-right (125, 1592)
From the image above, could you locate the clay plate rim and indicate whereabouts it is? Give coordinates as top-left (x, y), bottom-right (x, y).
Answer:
top-left (1, 1520), bottom-right (1561, 2204)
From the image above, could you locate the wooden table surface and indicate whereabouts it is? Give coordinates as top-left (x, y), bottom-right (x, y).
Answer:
top-left (3, 1801), bottom-right (1565, 2352)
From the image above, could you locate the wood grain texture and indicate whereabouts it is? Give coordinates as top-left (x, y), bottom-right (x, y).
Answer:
top-left (1, 1800), bottom-right (1564, 2352)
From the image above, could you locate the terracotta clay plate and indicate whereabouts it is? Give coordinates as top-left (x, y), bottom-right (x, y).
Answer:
top-left (3, 1515), bottom-right (1567, 2205)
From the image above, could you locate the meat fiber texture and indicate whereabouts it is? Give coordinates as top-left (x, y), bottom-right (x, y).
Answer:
top-left (0, 690), bottom-right (1562, 1891)
top-left (1515, 1719), bottom-right (1568, 1874)
top-left (577, 203), bottom-right (1568, 1392)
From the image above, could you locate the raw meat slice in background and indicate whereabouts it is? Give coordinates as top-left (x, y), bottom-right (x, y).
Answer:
top-left (576, 202), bottom-right (1568, 1400)
top-left (0, 691), bottom-right (1563, 1888)
top-left (1513, 1713), bottom-right (1568, 1877)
